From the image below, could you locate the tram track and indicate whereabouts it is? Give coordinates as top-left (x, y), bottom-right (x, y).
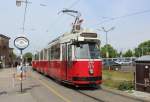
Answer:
top-left (62, 82), bottom-right (143, 102)
top-left (73, 88), bottom-right (144, 102)
top-left (32, 70), bottom-right (106, 102)
top-left (74, 90), bottom-right (106, 102)
top-left (70, 86), bottom-right (114, 102)
top-left (31, 70), bottom-right (143, 102)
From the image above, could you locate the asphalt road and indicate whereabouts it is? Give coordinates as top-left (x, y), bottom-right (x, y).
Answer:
top-left (0, 68), bottom-right (146, 102)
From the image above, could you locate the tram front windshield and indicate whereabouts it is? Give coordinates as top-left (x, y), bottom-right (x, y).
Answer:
top-left (75, 42), bottom-right (100, 59)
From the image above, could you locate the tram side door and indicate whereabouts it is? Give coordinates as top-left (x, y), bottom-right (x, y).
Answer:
top-left (67, 44), bottom-right (73, 80)
top-left (61, 44), bottom-right (72, 81)
top-left (62, 44), bottom-right (67, 80)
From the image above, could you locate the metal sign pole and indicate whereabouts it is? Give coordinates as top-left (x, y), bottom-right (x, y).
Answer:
top-left (20, 49), bottom-right (23, 92)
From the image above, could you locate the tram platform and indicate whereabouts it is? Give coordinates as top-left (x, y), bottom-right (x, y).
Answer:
top-left (0, 68), bottom-right (150, 102)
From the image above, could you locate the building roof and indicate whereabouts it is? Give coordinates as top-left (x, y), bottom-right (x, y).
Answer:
top-left (0, 34), bottom-right (10, 39)
top-left (136, 55), bottom-right (150, 62)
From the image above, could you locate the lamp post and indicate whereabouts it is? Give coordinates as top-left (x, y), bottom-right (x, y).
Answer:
top-left (16, 0), bottom-right (30, 7)
top-left (97, 27), bottom-right (114, 70)
top-left (97, 27), bottom-right (114, 58)
top-left (101, 27), bottom-right (115, 58)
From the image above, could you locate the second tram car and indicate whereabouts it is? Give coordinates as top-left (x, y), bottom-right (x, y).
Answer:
top-left (32, 9), bottom-right (102, 87)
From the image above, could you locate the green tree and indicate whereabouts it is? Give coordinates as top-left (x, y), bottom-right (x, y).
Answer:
top-left (101, 44), bottom-right (118, 58)
top-left (123, 49), bottom-right (133, 57)
top-left (134, 40), bottom-right (150, 57)
top-left (117, 51), bottom-right (123, 57)
top-left (23, 52), bottom-right (33, 64)
top-left (134, 48), bottom-right (141, 57)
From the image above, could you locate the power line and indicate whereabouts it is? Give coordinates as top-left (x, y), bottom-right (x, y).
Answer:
top-left (97, 9), bottom-right (150, 25)
top-left (68, 0), bottom-right (81, 9)
top-left (47, 0), bottom-right (81, 33)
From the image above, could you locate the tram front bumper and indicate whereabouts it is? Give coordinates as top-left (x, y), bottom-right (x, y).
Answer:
top-left (72, 76), bottom-right (102, 85)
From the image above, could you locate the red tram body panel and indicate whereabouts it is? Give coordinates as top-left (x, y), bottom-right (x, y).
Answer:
top-left (32, 13), bottom-right (102, 86)
top-left (32, 60), bottom-right (102, 86)
top-left (32, 30), bottom-right (102, 86)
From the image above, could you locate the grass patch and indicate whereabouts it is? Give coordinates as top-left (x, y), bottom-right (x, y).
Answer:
top-left (102, 70), bottom-right (134, 89)
top-left (103, 79), bottom-right (123, 89)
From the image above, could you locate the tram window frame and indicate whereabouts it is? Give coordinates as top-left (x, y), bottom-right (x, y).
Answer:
top-left (74, 42), bottom-right (100, 59)
top-left (33, 54), bottom-right (35, 60)
top-left (50, 44), bottom-right (60, 60)
top-left (48, 48), bottom-right (51, 60)
top-left (40, 51), bottom-right (43, 60)
top-left (62, 44), bottom-right (67, 60)
top-left (56, 45), bottom-right (60, 59)
top-left (50, 46), bottom-right (54, 60)
top-left (35, 53), bottom-right (39, 60)
top-left (44, 49), bottom-right (48, 60)
top-left (67, 44), bottom-right (73, 67)
top-left (34, 54), bottom-right (37, 60)
top-left (68, 44), bottom-right (72, 61)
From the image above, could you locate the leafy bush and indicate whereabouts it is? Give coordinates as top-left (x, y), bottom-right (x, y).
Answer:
top-left (118, 81), bottom-right (134, 91)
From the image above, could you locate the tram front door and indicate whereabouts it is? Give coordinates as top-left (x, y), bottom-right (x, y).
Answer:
top-left (61, 44), bottom-right (73, 81)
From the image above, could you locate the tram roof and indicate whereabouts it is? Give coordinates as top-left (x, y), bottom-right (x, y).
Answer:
top-left (47, 29), bottom-right (99, 46)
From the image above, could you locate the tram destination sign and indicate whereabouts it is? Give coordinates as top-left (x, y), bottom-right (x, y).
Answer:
top-left (14, 36), bottom-right (29, 50)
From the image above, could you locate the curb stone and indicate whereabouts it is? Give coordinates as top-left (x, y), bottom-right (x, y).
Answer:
top-left (101, 86), bottom-right (150, 102)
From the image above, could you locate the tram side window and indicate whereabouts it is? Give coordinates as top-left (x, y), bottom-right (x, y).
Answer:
top-left (50, 46), bottom-right (54, 59)
top-left (48, 48), bottom-right (51, 60)
top-left (55, 47), bottom-right (60, 59)
top-left (33, 54), bottom-right (35, 60)
top-left (62, 45), bottom-right (66, 60)
top-left (44, 49), bottom-right (48, 60)
top-left (34, 54), bottom-right (37, 60)
top-left (68, 45), bottom-right (72, 61)
top-left (40, 51), bottom-right (43, 60)
top-left (35, 53), bottom-right (39, 60)
top-left (50, 44), bottom-right (60, 60)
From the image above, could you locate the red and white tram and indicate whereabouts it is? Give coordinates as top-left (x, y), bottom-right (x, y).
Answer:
top-left (32, 10), bottom-right (102, 87)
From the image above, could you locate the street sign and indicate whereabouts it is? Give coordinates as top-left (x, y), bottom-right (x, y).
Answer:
top-left (14, 36), bottom-right (29, 50)
top-left (14, 36), bottom-right (29, 92)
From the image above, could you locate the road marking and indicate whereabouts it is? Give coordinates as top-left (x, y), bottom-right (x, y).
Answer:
top-left (30, 72), bottom-right (71, 102)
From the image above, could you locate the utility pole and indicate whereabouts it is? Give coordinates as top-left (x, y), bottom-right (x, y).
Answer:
top-left (20, 50), bottom-right (23, 92)
top-left (101, 27), bottom-right (115, 58)
top-left (97, 27), bottom-right (114, 58)
top-left (15, 0), bottom-right (30, 92)
top-left (16, 0), bottom-right (30, 33)
top-left (97, 27), bottom-right (114, 70)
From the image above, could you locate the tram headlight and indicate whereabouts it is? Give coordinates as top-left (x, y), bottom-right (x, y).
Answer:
top-left (89, 69), bottom-right (94, 75)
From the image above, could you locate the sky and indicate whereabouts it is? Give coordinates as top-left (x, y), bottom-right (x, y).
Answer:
top-left (0, 0), bottom-right (150, 54)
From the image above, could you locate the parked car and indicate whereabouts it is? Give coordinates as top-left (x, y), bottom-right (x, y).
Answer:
top-left (103, 60), bottom-right (121, 70)
top-left (115, 60), bottom-right (132, 65)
